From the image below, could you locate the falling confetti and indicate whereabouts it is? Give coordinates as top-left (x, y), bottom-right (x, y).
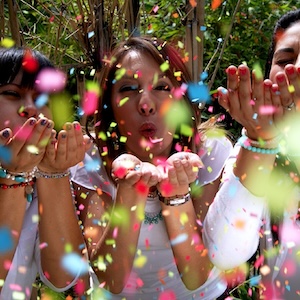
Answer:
top-left (35, 68), bottom-right (67, 93)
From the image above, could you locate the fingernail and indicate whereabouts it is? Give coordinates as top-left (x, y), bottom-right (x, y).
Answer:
top-left (2, 130), bottom-right (9, 138)
top-left (228, 68), bottom-right (236, 75)
top-left (239, 67), bottom-right (247, 76)
top-left (41, 119), bottom-right (47, 126)
top-left (277, 74), bottom-right (285, 83)
top-left (286, 66), bottom-right (295, 75)
top-left (29, 119), bottom-right (36, 126)
top-left (62, 133), bottom-right (67, 138)
top-left (74, 123), bottom-right (81, 131)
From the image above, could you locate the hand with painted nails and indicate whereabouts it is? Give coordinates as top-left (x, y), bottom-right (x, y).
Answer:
top-left (218, 64), bottom-right (283, 141)
top-left (157, 152), bottom-right (203, 197)
top-left (0, 117), bottom-right (54, 173)
top-left (38, 121), bottom-right (91, 173)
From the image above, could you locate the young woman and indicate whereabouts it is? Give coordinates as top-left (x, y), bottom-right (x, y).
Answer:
top-left (70, 36), bottom-right (234, 299)
top-left (0, 47), bottom-right (89, 299)
top-left (204, 9), bottom-right (300, 299)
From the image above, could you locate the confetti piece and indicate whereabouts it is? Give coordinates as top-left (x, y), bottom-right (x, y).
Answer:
top-left (170, 233), bottom-right (188, 245)
top-left (0, 38), bottom-right (15, 48)
top-left (22, 50), bottom-right (39, 73)
top-left (158, 290), bottom-right (176, 300)
top-left (253, 62), bottom-right (263, 80)
top-left (35, 93), bottom-right (49, 108)
top-left (187, 82), bottom-right (210, 103)
top-left (0, 227), bottom-right (13, 253)
top-left (35, 68), bottom-right (66, 93)
top-left (211, 0), bottom-right (222, 10)
top-left (26, 145), bottom-right (39, 155)
top-left (0, 146), bottom-right (12, 164)
top-left (134, 255), bottom-right (147, 268)
top-left (160, 61), bottom-right (170, 72)
top-left (119, 96), bottom-right (129, 107)
top-left (49, 92), bottom-right (75, 130)
top-left (61, 252), bottom-right (89, 276)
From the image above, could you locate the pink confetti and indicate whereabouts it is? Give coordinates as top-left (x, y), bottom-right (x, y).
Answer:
top-left (153, 5), bottom-right (159, 13)
top-left (82, 90), bottom-right (99, 115)
top-left (254, 255), bottom-right (264, 269)
top-left (259, 105), bottom-right (277, 115)
top-left (35, 68), bottom-right (66, 93)
top-left (159, 290), bottom-right (177, 300)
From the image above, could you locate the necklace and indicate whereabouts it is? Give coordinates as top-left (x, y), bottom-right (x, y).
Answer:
top-left (144, 210), bottom-right (163, 225)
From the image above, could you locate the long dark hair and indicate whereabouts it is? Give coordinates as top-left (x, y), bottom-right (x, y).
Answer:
top-left (0, 47), bottom-right (53, 88)
top-left (88, 36), bottom-right (202, 173)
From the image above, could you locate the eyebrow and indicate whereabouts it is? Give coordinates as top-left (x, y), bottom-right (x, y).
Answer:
top-left (274, 47), bottom-right (295, 55)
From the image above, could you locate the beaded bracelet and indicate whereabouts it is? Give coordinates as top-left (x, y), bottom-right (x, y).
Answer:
top-left (238, 136), bottom-right (280, 154)
top-left (158, 190), bottom-right (191, 206)
top-left (35, 168), bottom-right (70, 179)
top-left (0, 165), bottom-right (36, 183)
top-left (241, 128), bottom-right (282, 148)
top-left (0, 180), bottom-right (35, 203)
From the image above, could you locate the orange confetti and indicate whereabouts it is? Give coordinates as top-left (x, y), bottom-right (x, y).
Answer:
top-left (211, 0), bottom-right (222, 10)
top-left (189, 0), bottom-right (197, 7)
top-left (234, 219), bottom-right (246, 229)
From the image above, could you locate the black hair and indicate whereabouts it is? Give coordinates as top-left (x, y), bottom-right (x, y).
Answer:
top-left (0, 47), bottom-right (54, 88)
top-left (265, 9), bottom-right (300, 78)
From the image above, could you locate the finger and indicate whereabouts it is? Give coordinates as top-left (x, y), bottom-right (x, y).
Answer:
top-left (275, 72), bottom-right (293, 108)
top-left (0, 128), bottom-right (12, 145)
top-left (55, 130), bottom-right (68, 163)
top-left (173, 160), bottom-right (189, 185)
top-left (251, 68), bottom-right (264, 111)
top-left (44, 129), bottom-right (57, 163)
top-left (226, 65), bottom-right (241, 114)
top-left (217, 87), bottom-right (230, 112)
top-left (285, 64), bottom-right (300, 103)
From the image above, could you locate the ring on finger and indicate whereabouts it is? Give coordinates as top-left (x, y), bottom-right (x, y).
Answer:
top-left (228, 87), bottom-right (238, 93)
top-left (283, 102), bottom-right (295, 111)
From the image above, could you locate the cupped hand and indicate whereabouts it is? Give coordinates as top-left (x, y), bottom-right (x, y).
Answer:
top-left (38, 121), bottom-right (91, 173)
top-left (0, 117), bottom-right (53, 172)
top-left (112, 154), bottom-right (161, 190)
top-left (218, 64), bottom-right (282, 141)
top-left (156, 152), bottom-right (203, 197)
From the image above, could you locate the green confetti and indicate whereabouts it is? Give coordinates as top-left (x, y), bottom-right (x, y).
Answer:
top-left (253, 62), bottom-right (263, 80)
top-left (119, 97), bottom-right (129, 107)
top-left (160, 61), bottom-right (169, 72)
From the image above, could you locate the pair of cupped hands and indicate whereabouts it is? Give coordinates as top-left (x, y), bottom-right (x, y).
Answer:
top-left (218, 63), bottom-right (300, 141)
top-left (111, 152), bottom-right (203, 197)
top-left (0, 117), bottom-right (91, 176)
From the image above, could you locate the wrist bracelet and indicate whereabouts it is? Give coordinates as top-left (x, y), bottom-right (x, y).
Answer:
top-left (241, 128), bottom-right (282, 148)
top-left (0, 180), bottom-right (35, 203)
top-left (158, 191), bottom-right (191, 206)
top-left (0, 165), bottom-right (36, 183)
top-left (35, 168), bottom-right (70, 179)
top-left (238, 136), bottom-right (280, 154)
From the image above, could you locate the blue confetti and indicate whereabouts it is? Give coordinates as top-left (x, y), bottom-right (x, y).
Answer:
top-left (85, 159), bottom-right (101, 171)
top-left (35, 93), bottom-right (49, 108)
top-left (0, 146), bottom-right (12, 164)
top-left (200, 26), bottom-right (207, 32)
top-left (250, 275), bottom-right (261, 287)
top-left (0, 227), bottom-right (13, 254)
top-left (61, 252), bottom-right (89, 276)
top-left (170, 233), bottom-right (188, 245)
top-left (187, 83), bottom-right (210, 103)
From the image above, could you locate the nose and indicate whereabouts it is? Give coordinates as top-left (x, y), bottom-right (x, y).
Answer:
top-left (19, 92), bottom-right (38, 118)
top-left (138, 90), bottom-right (156, 116)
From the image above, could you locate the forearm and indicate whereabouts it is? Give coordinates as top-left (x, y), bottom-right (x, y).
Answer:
top-left (162, 200), bottom-right (211, 290)
top-left (203, 169), bottom-right (264, 270)
top-left (0, 182), bottom-right (27, 280)
top-left (37, 176), bottom-right (87, 288)
top-left (91, 187), bottom-right (145, 294)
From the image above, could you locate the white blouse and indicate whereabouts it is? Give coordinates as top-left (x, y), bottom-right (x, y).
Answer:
top-left (70, 136), bottom-right (233, 299)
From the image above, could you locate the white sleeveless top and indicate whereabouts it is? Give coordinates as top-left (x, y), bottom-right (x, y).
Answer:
top-left (70, 137), bottom-right (233, 299)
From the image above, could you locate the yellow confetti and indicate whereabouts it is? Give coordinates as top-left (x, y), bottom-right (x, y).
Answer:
top-left (119, 97), bottom-right (129, 107)
top-left (120, 136), bottom-right (127, 143)
top-left (134, 255), bottom-right (147, 268)
top-left (27, 145), bottom-right (39, 155)
top-left (80, 192), bottom-right (87, 199)
top-left (64, 243), bottom-right (73, 253)
top-left (160, 61), bottom-right (169, 72)
top-left (288, 84), bottom-right (295, 93)
top-left (0, 38), bottom-right (15, 48)
top-left (180, 212), bottom-right (188, 225)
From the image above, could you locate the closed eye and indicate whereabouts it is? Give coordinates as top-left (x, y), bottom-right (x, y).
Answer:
top-left (154, 84), bottom-right (171, 91)
top-left (0, 90), bottom-right (21, 98)
top-left (119, 84), bottom-right (139, 93)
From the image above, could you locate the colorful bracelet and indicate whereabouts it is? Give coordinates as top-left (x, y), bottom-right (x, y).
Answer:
top-left (241, 128), bottom-right (282, 148)
top-left (238, 136), bottom-right (280, 154)
top-left (158, 191), bottom-right (191, 206)
top-left (0, 180), bottom-right (35, 203)
top-left (0, 165), bottom-right (36, 183)
top-left (35, 168), bottom-right (70, 179)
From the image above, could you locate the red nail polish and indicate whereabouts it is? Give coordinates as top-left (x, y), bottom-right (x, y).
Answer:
top-left (286, 66), bottom-right (295, 75)
top-left (239, 67), bottom-right (247, 76)
top-left (228, 68), bottom-right (237, 75)
top-left (277, 74), bottom-right (285, 83)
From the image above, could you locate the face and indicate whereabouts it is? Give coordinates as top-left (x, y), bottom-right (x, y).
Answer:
top-left (0, 70), bottom-right (51, 133)
top-left (111, 50), bottom-right (178, 161)
top-left (270, 21), bottom-right (300, 82)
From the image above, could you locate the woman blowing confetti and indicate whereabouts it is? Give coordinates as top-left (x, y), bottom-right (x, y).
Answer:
top-left (0, 47), bottom-right (89, 299)
top-left (204, 9), bottom-right (300, 300)
top-left (70, 36), bottom-right (236, 299)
